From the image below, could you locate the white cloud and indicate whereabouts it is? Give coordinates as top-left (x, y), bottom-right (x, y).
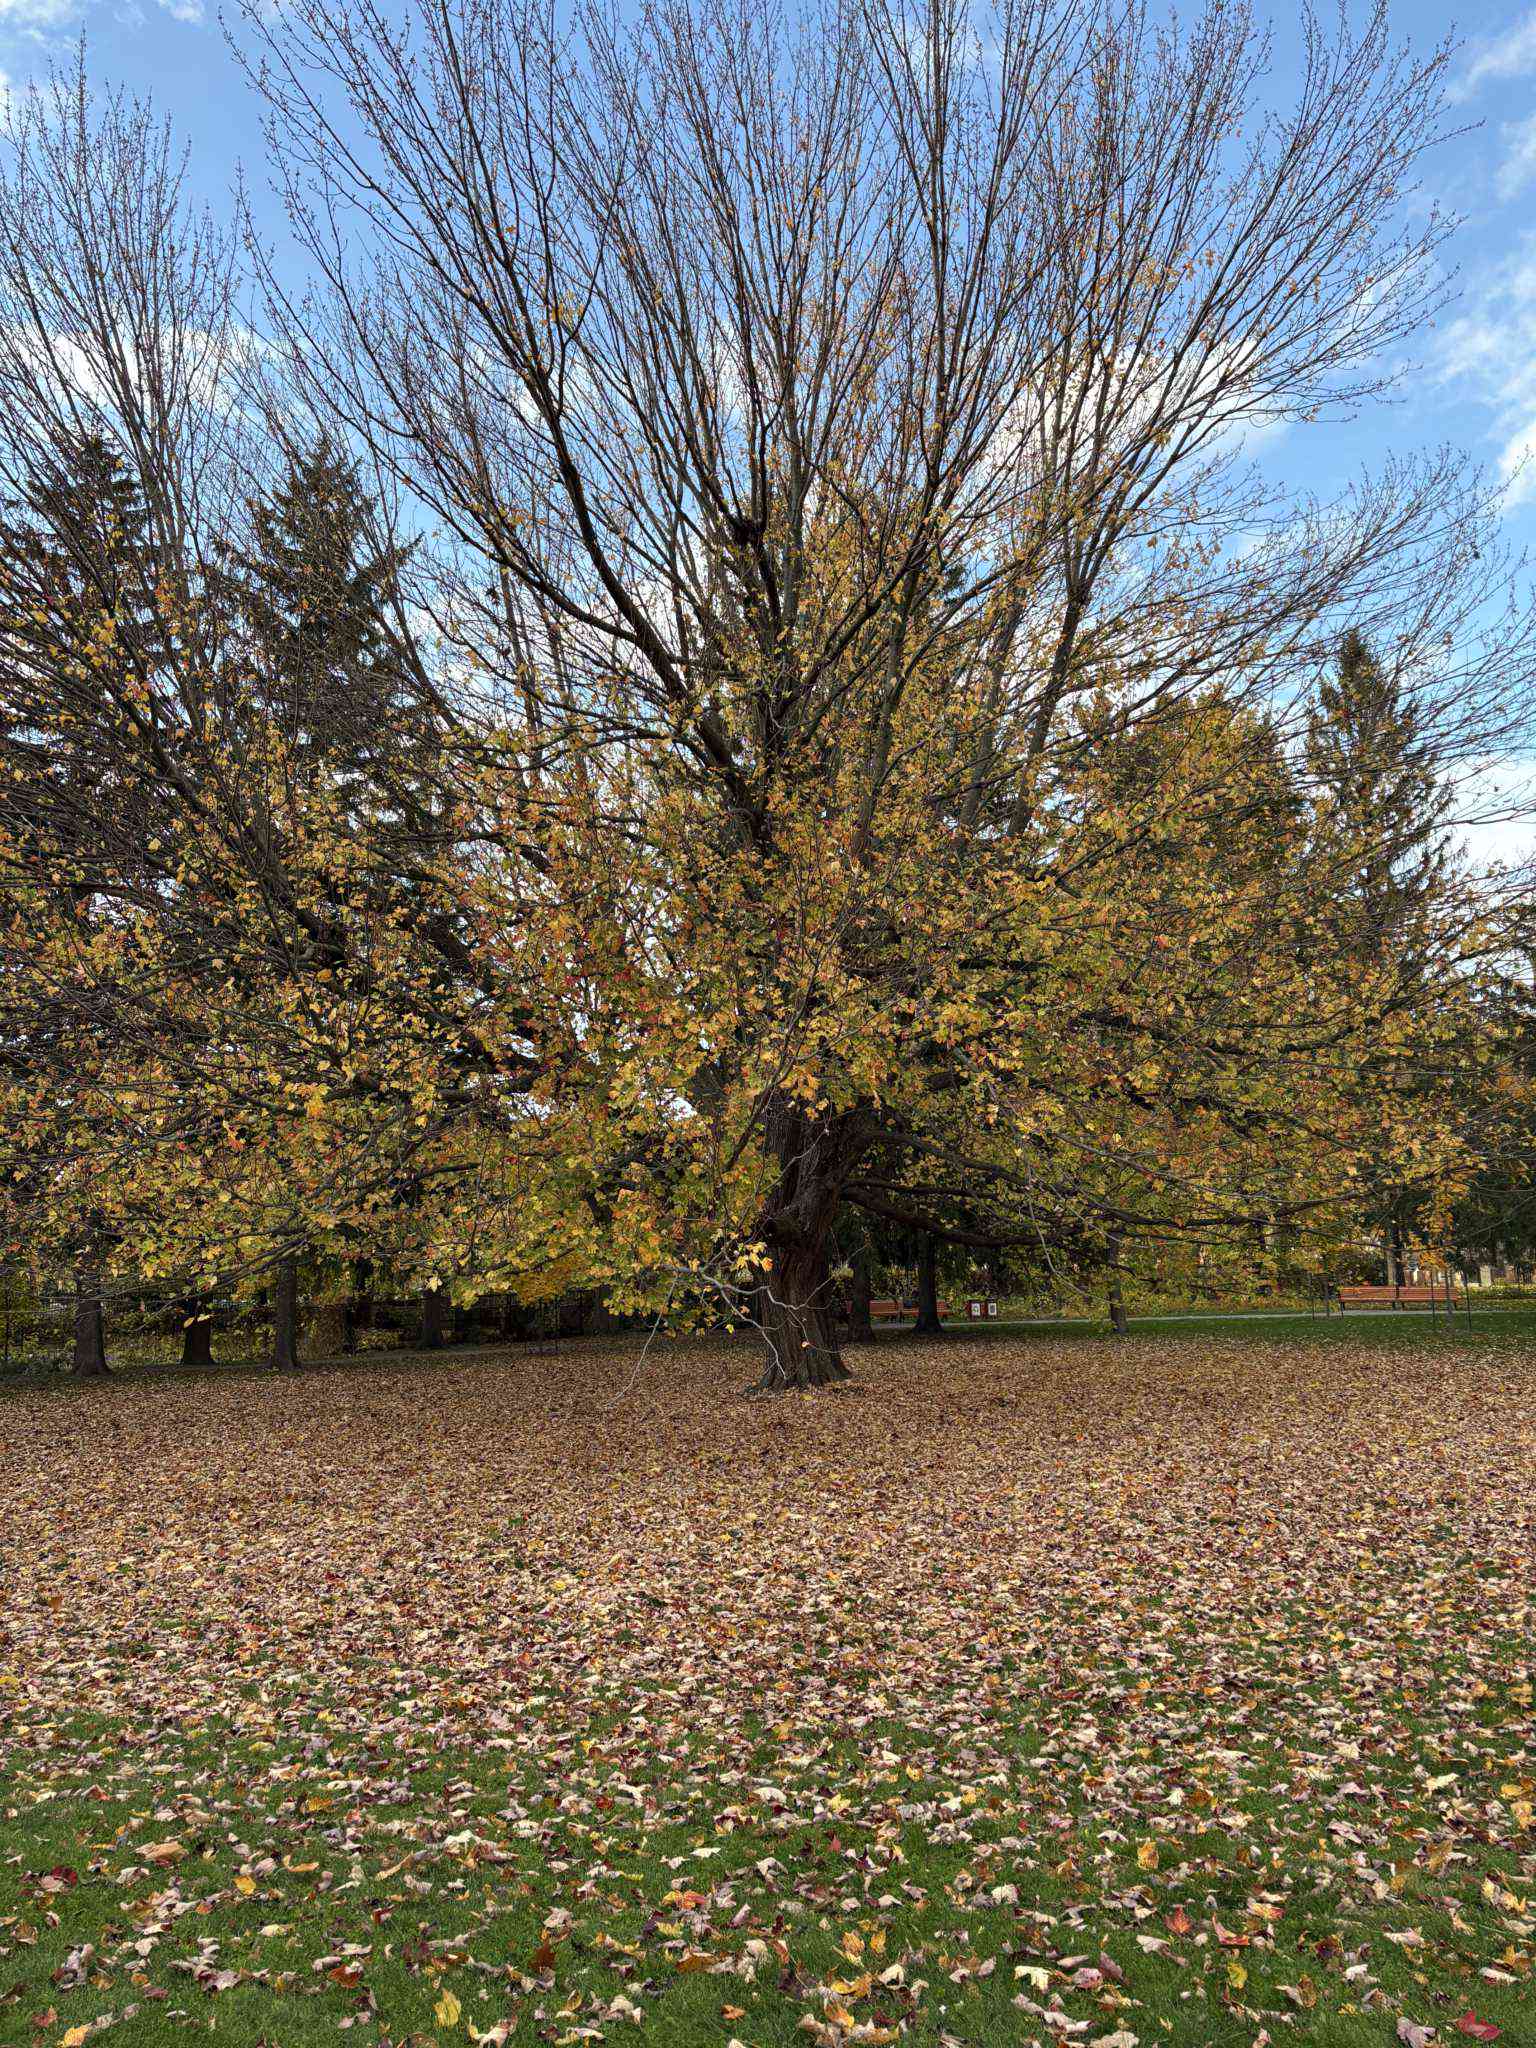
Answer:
top-left (0, 0), bottom-right (76, 26)
top-left (1498, 110), bottom-right (1536, 201)
top-left (1436, 237), bottom-right (1536, 508)
top-left (0, 0), bottom-right (201, 26)
top-left (1453, 8), bottom-right (1536, 101)
top-left (1454, 756), bottom-right (1536, 874)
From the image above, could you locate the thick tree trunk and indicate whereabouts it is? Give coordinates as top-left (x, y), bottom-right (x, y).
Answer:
top-left (180, 1303), bottom-right (214, 1370)
top-left (72, 1269), bottom-right (108, 1376)
top-left (420, 1286), bottom-right (447, 1349)
top-left (1106, 1231), bottom-right (1129, 1337)
top-left (913, 1234), bottom-right (942, 1335)
top-left (270, 1254), bottom-right (301, 1369)
top-left (752, 1237), bottom-right (851, 1390)
top-left (749, 1098), bottom-right (865, 1391)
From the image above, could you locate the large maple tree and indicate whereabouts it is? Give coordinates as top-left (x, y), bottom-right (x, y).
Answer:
top-left (2, 9), bottom-right (1533, 1383)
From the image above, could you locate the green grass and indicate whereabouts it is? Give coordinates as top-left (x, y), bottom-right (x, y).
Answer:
top-left (2, 1335), bottom-right (1532, 2046)
top-left (7, 1303), bottom-right (1533, 1396)
top-left (961, 1305), bottom-right (1536, 1348)
top-left (6, 1658), bottom-right (1532, 2047)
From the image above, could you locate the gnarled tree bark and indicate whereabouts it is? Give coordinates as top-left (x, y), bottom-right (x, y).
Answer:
top-left (748, 1101), bottom-right (865, 1391)
top-left (753, 1236), bottom-right (851, 1390)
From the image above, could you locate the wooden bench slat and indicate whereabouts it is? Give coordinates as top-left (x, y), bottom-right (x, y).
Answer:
top-left (1337, 1283), bottom-right (1460, 1309)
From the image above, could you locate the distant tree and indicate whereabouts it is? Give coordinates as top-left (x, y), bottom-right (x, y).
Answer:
top-left (0, 434), bottom-right (173, 1370)
top-left (214, 438), bottom-right (425, 791)
top-left (0, 84), bottom-right (509, 1349)
top-left (1448, 959), bottom-right (1536, 1277)
top-left (1307, 629), bottom-right (1449, 955)
top-left (1306, 629), bottom-right (1456, 1281)
top-left (212, 440), bottom-right (431, 1369)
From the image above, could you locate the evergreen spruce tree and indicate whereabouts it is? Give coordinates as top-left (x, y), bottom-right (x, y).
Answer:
top-left (217, 440), bottom-right (420, 788)
top-left (215, 443), bottom-right (438, 1359)
top-left (1307, 630), bottom-right (1453, 1282)
top-left (1306, 629), bottom-right (1448, 957)
top-left (1, 435), bottom-right (171, 1369)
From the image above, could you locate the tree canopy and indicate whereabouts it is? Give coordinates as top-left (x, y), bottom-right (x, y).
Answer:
top-left (1, 4), bottom-right (1533, 1381)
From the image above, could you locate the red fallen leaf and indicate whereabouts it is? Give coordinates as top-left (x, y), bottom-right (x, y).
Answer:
top-left (1455, 2015), bottom-right (1501, 2040)
top-left (328, 1964), bottom-right (364, 1988)
top-left (1164, 1907), bottom-right (1194, 1936)
top-left (530, 1942), bottom-right (557, 1973)
top-left (1213, 1920), bottom-right (1250, 1947)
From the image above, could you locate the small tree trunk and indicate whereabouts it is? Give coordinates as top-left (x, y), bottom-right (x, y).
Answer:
top-left (913, 1235), bottom-right (942, 1335)
top-left (752, 1239), bottom-right (851, 1390)
top-left (346, 1260), bottom-right (372, 1351)
top-left (1106, 1231), bottom-right (1129, 1337)
top-left (180, 1303), bottom-right (214, 1370)
top-left (72, 1268), bottom-right (108, 1376)
top-left (847, 1247), bottom-right (874, 1341)
top-left (420, 1286), bottom-right (448, 1349)
top-left (270, 1254), bottom-right (301, 1370)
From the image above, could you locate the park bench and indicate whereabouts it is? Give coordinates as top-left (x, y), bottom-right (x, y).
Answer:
top-left (1337, 1283), bottom-right (1454, 1311)
top-left (869, 1297), bottom-right (951, 1322)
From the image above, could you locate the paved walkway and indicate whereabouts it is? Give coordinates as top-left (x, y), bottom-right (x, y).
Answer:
top-left (974, 1306), bottom-right (1500, 1329)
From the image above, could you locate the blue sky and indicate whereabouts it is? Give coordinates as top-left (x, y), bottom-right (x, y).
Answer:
top-left (3, 0), bottom-right (1535, 548)
top-left (0, 0), bottom-right (1528, 581)
top-left (3, 0), bottom-right (1536, 864)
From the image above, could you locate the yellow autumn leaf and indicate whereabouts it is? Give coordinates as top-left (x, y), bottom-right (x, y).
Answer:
top-left (1136, 1838), bottom-right (1159, 1871)
top-left (435, 1989), bottom-right (462, 2028)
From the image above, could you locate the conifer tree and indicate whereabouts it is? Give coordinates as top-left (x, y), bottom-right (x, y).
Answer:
top-left (1307, 629), bottom-right (1448, 955)
top-left (0, 435), bottom-right (171, 1370)
top-left (215, 440), bottom-right (419, 788)
top-left (1307, 630), bottom-right (1454, 1282)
